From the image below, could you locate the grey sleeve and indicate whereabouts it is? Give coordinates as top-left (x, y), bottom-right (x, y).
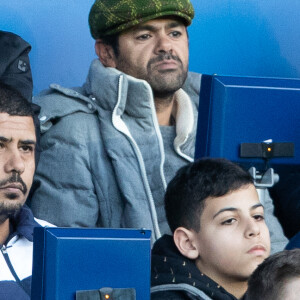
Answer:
top-left (259, 188), bottom-right (288, 254)
top-left (30, 111), bottom-right (123, 228)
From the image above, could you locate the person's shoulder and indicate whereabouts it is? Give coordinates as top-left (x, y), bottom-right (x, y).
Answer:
top-left (34, 84), bottom-right (88, 107)
top-left (183, 72), bottom-right (202, 105)
top-left (34, 84), bottom-right (99, 135)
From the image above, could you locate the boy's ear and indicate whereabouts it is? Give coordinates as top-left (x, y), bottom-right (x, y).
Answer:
top-left (95, 39), bottom-right (117, 68)
top-left (173, 227), bottom-right (200, 260)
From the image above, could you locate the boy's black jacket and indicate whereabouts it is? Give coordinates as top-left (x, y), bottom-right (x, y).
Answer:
top-left (151, 234), bottom-right (239, 300)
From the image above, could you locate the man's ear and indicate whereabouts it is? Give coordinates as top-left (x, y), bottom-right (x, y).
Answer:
top-left (95, 39), bottom-right (117, 68)
top-left (173, 227), bottom-right (200, 260)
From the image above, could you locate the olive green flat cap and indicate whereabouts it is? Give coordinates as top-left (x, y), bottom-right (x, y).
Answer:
top-left (89, 0), bottom-right (195, 39)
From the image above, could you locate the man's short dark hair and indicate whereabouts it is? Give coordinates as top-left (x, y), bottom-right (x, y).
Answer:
top-left (101, 33), bottom-right (120, 57)
top-left (0, 82), bottom-right (41, 164)
top-left (0, 82), bottom-right (33, 117)
top-left (246, 249), bottom-right (300, 300)
top-left (165, 158), bottom-right (254, 233)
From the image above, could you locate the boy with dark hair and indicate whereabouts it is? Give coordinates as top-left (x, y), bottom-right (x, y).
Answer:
top-left (151, 158), bottom-right (271, 300)
top-left (245, 249), bottom-right (300, 300)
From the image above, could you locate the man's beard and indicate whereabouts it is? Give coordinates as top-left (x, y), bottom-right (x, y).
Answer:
top-left (146, 52), bottom-right (188, 99)
top-left (0, 172), bottom-right (27, 222)
top-left (116, 51), bottom-right (188, 101)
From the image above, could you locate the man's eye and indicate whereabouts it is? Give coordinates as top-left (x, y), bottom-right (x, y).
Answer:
top-left (137, 34), bottom-right (151, 40)
top-left (170, 31), bottom-right (182, 38)
top-left (253, 214), bottom-right (264, 221)
top-left (0, 143), bottom-right (4, 149)
top-left (221, 218), bottom-right (236, 225)
top-left (20, 145), bottom-right (34, 153)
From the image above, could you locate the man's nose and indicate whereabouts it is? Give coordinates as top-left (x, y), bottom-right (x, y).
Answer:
top-left (4, 149), bottom-right (25, 175)
top-left (154, 34), bottom-right (173, 54)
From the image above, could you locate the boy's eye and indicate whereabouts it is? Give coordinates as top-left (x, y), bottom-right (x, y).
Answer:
top-left (221, 218), bottom-right (236, 225)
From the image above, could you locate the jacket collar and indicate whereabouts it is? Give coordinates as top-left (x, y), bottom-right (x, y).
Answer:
top-left (36, 59), bottom-right (197, 160)
top-left (85, 60), bottom-right (195, 155)
top-left (84, 59), bottom-right (154, 117)
top-left (151, 235), bottom-right (238, 300)
top-left (8, 205), bottom-right (39, 243)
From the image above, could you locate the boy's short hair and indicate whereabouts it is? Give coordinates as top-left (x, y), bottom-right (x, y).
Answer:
top-left (165, 158), bottom-right (254, 233)
top-left (246, 249), bottom-right (300, 300)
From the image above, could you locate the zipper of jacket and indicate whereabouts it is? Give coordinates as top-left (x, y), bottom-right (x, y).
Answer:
top-left (112, 75), bottom-right (162, 241)
top-left (147, 86), bottom-right (168, 191)
top-left (1, 245), bottom-right (31, 296)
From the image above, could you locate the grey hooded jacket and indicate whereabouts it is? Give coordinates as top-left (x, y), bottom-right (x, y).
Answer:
top-left (31, 59), bottom-right (287, 250)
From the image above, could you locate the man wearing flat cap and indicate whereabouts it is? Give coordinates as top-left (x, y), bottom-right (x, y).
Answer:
top-left (31, 0), bottom-right (287, 251)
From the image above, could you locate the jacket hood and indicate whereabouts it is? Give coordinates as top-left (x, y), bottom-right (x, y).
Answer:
top-left (84, 60), bottom-right (153, 118)
top-left (35, 59), bottom-right (200, 121)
